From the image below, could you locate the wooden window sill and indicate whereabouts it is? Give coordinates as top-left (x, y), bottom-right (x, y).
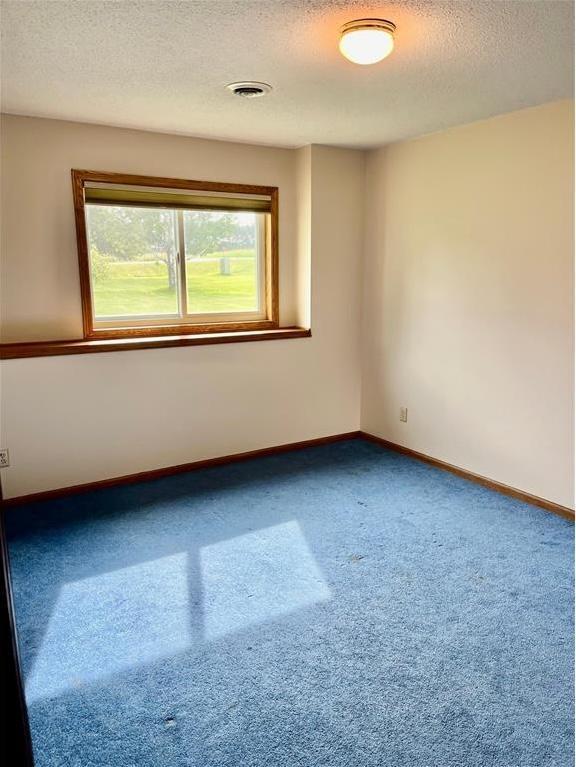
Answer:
top-left (0, 327), bottom-right (311, 359)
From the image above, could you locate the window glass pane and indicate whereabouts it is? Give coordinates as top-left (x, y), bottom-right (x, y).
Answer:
top-left (86, 205), bottom-right (179, 318)
top-left (184, 210), bottom-right (260, 314)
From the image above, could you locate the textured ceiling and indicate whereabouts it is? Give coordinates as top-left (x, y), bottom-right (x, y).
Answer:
top-left (1, 0), bottom-right (574, 148)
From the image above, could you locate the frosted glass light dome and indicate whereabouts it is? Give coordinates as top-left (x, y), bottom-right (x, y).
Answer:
top-left (339, 19), bottom-right (396, 65)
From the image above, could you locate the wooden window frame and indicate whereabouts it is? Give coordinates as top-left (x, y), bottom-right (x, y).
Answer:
top-left (72, 169), bottom-right (280, 340)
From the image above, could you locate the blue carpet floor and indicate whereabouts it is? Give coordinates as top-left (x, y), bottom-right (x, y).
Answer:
top-left (5, 439), bottom-right (574, 767)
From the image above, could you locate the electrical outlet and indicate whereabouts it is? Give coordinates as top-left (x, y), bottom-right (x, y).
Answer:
top-left (0, 449), bottom-right (9, 468)
top-left (399, 407), bottom-right (408, 423)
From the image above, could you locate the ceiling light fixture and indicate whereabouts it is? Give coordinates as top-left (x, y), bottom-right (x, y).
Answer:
top-left (339, 18), bottom-right (396, 65)
top-left (226, 82), bottom-right (272, 98)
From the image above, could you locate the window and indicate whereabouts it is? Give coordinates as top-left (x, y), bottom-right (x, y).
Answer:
top-left (72, 170), bottom-right (278, 338)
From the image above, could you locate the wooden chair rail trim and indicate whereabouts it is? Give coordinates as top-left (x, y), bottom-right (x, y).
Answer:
top-left (0, 327), bottom-right (311, 359)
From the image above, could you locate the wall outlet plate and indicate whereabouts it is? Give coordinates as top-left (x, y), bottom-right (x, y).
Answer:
top-left (400, 407), bottom-right (408, 423)
top-left (0, 449), bottom-right (10, 468)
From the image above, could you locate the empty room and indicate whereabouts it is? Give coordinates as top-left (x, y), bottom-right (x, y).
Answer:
top-left (0, 1), bottom-right (574, 765)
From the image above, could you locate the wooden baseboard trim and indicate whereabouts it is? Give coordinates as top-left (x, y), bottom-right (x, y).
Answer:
top-left (3, 430), bottom-right (572, 521)
top-left (1, 431), bottom-right (363, 507)
top-left (360, 431), bottom-right (575, 522)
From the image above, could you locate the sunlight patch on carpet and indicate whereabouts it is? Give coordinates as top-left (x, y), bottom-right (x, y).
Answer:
top-left (201, 520), bottom-right (331, 639)
top-left (26, 552), bottom-right (190, 702)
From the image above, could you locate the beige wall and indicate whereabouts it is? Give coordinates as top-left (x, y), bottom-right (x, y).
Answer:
top-left (0, 116), bottom-right (365, 497)
top-left (361, 100), bottom-right (574, 508)
top-left (1, 116), bottom-right (302, 340)
top-left (1, 103), bottom-right (573, 506)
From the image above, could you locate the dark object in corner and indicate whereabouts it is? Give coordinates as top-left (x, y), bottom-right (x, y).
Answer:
top-left (0, 493), bottom-right (35, 765)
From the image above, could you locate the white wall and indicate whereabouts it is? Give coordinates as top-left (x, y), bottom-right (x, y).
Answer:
top-left (0, 116), bottom-right (365, 497)
top-left (362, 100), bottom-right (574, 508)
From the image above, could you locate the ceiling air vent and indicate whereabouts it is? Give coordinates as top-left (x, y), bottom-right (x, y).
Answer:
top-left (226, 81), bottom-right (272, 98)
